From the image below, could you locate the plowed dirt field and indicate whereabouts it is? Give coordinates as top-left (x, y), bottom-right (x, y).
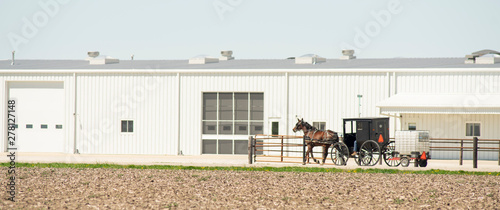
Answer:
top-left (2, 167), bottom-right (499, 209)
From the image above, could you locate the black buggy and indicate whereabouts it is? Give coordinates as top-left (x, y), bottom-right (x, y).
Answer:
top-left (330, 117), bottom-right (399, 166)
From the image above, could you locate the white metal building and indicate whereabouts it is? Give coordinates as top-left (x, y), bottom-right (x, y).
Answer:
top-left (1, 54), bottom-right (500, 160)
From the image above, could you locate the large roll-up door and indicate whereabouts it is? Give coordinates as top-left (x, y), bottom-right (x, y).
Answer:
top-left (8, 81), bottom-right (65, 153)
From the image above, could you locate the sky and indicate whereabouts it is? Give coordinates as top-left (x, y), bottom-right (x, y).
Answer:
top-left (1, 0), bottom-right (500, 60)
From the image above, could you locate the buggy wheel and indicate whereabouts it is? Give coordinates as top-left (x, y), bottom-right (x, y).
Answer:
top-left (354, 155), bottom-right (362, 166)
top-left (330, 142), bottom-right (349, 166)
top-left (383, 141), bottom-right (401, 167)
top-left (359, 140), bottom-right (381, 166)
top-left (400, 157), bottom-right (410, 167)
top-left (418, 159), bottom-right (428, 167)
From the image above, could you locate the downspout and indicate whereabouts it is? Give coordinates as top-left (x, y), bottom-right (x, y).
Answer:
top-left (286, 72), bottom-right (289, 136)
top-left (177, 72), bottom-right (181, 155)
top-left (73, 72), bottom-right (78, 154)
top-left (393, 72), bottom-right (397, 95)
top-left (387, 72), bottom-right (390, 99)
top-left (285, 72), bottom-right (289, 156)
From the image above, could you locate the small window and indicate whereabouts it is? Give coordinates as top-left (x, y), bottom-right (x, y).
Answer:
top-left (121, 120), bottom-right (134, 133)
top-left (466, 123), bottom-right (480, 137)
top-left (313, 122), bottom-right (326, 131)
top-left (55, 125), bottom-right (63, 129)
top-left (26, 124), bottom-right (33, 129)
top-left (408, 123), bottom-right (416, 130)
top-left (271, 122), bottom-right (279, 135)
top-left (41, 124), bottom-right (48, 129)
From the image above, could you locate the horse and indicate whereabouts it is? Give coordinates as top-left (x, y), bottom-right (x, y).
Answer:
top-left (292, 118), bottom-right (339, 165)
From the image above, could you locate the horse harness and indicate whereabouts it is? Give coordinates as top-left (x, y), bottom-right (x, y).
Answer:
top-left (304, 128), bottom-right (337, 144)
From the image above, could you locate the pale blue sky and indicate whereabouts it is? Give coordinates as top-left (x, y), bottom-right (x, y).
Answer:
top-left (1, 0), bottom-right (499, 60)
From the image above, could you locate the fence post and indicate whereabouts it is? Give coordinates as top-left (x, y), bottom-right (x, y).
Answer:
top-left (253, 137), bottom-right (257, 162)
top-left (302, 135), bottom-right (306, 165)
top-left (460, 140), bottom-right (463, 166)
top-left (498, 141), bottom-right (500, 166)
top-left (248, 136), bottom-right (253, 164)
top-left (473, 137), bottom-right (478, 169)
top-left (281, 136), bottom-right (284, 162)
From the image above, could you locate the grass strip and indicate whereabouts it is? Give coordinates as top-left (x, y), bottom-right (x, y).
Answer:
top-left (1, 162), bottom-right (499, 176)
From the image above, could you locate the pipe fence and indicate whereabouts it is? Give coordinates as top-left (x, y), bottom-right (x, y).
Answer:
top-left (249, 135), bottom-right (500, 169)
top-left (248, 134), bottom-right (337, 165)
top-left (429, 137), bottom-right (500, 168)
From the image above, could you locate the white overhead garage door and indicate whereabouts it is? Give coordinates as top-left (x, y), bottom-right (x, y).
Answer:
top-left (8, 81), bottom-right (65, 153)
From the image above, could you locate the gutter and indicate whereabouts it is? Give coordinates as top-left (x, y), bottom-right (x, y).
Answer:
top-left (2, 67), bottom-right (500, 74)
top-left (73, 72), bottom-right (78, 154)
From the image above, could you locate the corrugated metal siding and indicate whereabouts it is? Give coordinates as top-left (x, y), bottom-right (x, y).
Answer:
top-left (396, 72), bottom-right (500, 94)
top-left (179, 73), bottom-right (286, 155)
top-left (0, 73), bottom-right (74, 153)
top-left (289, 72), bottom-right (389, 135)
top-left (402, 113), bottom-right (500, 160)
top-left (76, 73), bottom-right (178, 155)
top-left (394, 72), bottom-right (500, 160)
top-left (1, 69), bottom-right (498, 160)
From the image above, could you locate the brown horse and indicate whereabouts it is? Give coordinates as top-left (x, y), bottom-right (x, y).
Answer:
top-left (292, 118), bottom-right (339, 165)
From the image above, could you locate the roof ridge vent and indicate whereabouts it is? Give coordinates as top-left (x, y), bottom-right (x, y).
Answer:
top-left (220, 50), bottom-right (234, 61)
top-left (295, 54), bottom-right (326, 64)
top-left (189, 55), bottom-right (219, 64)
top-left (465, 49), bottom-right (500, 64)
top-left (340, 49), bottom-right (356, 60)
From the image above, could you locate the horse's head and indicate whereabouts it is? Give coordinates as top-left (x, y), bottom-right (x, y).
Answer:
top-left (292, 118), bottom-right (305, 133)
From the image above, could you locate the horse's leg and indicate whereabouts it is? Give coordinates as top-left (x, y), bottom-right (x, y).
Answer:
top-left (306, 144), bottom-right (312, 164)
top-left (322, 145), bottom-right (329, 165)
top-left (310, 144), bottom-right (320, 164)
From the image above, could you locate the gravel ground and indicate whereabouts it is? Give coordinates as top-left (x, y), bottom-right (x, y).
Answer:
top-left (2, 167), bottom-right (500, 209)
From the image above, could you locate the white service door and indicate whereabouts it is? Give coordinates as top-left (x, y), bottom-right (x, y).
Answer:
top-left (9, 82), bottom-right (65, 153)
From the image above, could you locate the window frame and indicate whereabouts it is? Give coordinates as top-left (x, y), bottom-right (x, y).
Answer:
top-left (408, 122), bottom-right (417, 130)
top-left (202, 92), bottom-right (264, 136)
top-left (312, 121), bottom-right (326, 131)
top-left (121, 119), bottom-right (134, 133)
top-left (202, 92), bottom-right (264, 155)
top-left (465, 122), bottom-right (481, 137)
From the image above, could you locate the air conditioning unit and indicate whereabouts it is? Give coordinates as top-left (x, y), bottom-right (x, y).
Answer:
top-left (340, 49), bottom-right (356, 60)
top-left (220, 50), bottom-right (234, 61)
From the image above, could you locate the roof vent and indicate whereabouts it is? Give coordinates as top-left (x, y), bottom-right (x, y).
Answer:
top-left (11, 51), bottom-right (15, 65)
top-left (220, 50), bottom-right (234, 61)
top-left (465, 49), bottom-right (500, 64)
top-left (86, 51), bottom-right (119, 65)
top-left (189, 55), bottom-right (219, 64)
top-left (88, 51), bottom-right (99, 58)
top-left (295, 54), bottom-right (326, 64)
top-left (340, 49), bottom-right (356, 60)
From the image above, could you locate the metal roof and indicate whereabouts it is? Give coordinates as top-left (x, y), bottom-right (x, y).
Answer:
top-left (377, 94), bottom-right (500, 114)
top-left (2, 57), bottom-right (500, 70)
